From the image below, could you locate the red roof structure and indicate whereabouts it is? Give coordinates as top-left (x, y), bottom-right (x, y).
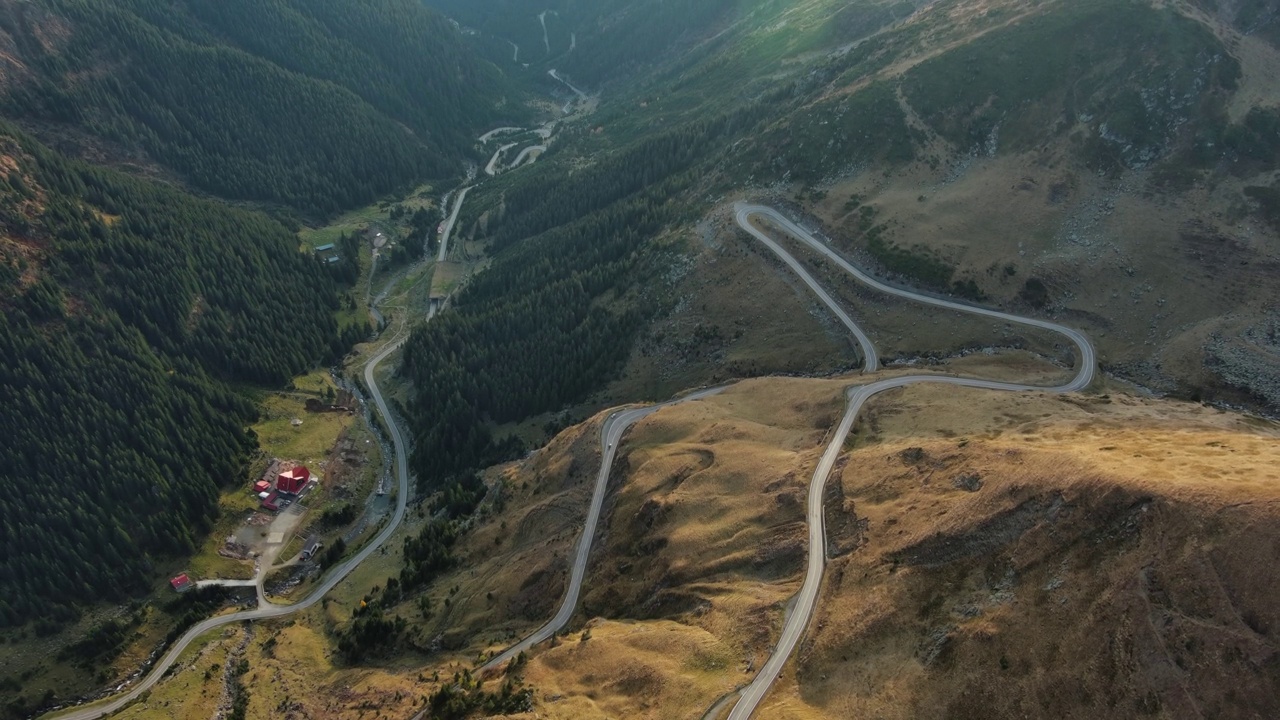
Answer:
top-left (276, 466), bottom-right (311, 495)
top-left (261, 491), bottom-right (280, 512)
top-left (170, 573), bottom-right (192, 592)
top-left (253, 480), bottom-right (271, 494)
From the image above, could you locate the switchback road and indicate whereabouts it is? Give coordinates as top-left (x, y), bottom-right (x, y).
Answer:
top-left (735, 203), bottom-right (1095, 378)
top-left (477, 204), bottom-right (1094, 715)
top-left (722, 203), bottom-right (1096, 719)
top-left (510, 144), bottom-right (547, 169)
top-left (484, 143), bottom-right (518, 176)
top-left (477, 126), bottom-right (523, 143)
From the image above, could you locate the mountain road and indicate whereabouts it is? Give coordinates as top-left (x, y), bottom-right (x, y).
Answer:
top-left (480, 386), bottom-right (726, 672)
top-left (48, 321), bottom-right (417, 720)
top-left (721, 203), bottom-right (1096, 719)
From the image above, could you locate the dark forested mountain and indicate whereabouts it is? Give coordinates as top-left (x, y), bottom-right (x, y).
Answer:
top-left (0, 0), bottom-right (517, 216)
top-left (396, 106), bottom-right (777, 489)
top-left (424, 0), bottom-right (744, 86)
top-left (0, 122), bottom-right (360, 626)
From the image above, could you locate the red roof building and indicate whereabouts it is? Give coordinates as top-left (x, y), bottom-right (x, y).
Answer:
top-left (253, 480), bottom-right (271, 494)
top-left (261, 491), bottom-right (280, 512)
top-left (276, 466), bottom-right (311, 495)
top-left (170, 573), bottom-right (192, 593)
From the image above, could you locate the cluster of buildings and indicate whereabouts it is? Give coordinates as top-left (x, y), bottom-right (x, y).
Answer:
top-left (167, 463), bottom-right (324, 593)
top-left (313, 243), bottom-right (341, 264)
top-left (254, 464), bottom-right (312, 511)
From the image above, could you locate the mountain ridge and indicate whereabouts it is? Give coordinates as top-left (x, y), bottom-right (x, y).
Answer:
top-left (0, 0), bottom-right (520, 217)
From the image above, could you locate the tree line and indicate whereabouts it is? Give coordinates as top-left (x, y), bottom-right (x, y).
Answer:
top-left (0, 123), bottom-right (362, 628)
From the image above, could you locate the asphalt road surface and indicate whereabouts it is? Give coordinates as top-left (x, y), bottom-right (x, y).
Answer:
top-left (480, 386), bottom-right (726, 672)
top-left (438, 185), bottom-right (472, 263)
top-left (734, 207), bottom-right (879, 371)
top-left (510, 144), bottom-right (548, 169)
top-left (735, 203), bottom-right (1095, 380)
top-left (484, 142), bottom-right (518, 176)
top-left (49, 327), bottom-right (417, 720)
top-left (721, 203), bottom-right (1096, 720)
top-left (477, 126), bottom-right (523, 143)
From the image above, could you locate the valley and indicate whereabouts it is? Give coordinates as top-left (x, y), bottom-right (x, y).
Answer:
top-left (3, 0), bottom-right (1280, 719)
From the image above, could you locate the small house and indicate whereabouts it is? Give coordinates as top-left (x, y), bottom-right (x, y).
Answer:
top-left (301, 537), bottom-right (324, 562)
top-left (170, 573), bottom-right (192, 593)
top-left (253, 480), bottom-right (271, 494)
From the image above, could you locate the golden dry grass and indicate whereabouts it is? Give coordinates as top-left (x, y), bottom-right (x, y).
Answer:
top-left (517, 620), bottom-right (739, 719)
top-left (803, 131), bottom-right (1280, 404)
top-left (236, 621), bottom-right (423, 719)
top-left (415, 377), bottom-right (857, 714)
top-left (467, 375), bottom-right (1280, 719)
top-left (253, 395), bottom-right (352, 471)
top-left (115, 627), bottom-right (239, 720)
top-left (86, 372), bottom-right (1280, 720)
top-left (758, 383), bottom-right (1280, 719)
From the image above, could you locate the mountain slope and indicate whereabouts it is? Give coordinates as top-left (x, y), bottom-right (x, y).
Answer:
top-left (0, 0), bottom-right (517, 216)
top-left (266, 371), bottom-right (1280, 719)
top-left (450, 0), bottom-right (1280, 414)
top-left (779, 382), bottom-right (1280, 719)
top-left (0, 121), bottom-right (358, 629)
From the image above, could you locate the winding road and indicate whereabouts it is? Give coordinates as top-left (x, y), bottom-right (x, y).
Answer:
top-left (49, 319), bottom-right (418, 720)
top-left (736, 203), bottom-right (1095, 377)
top-left (548, 69), bottom-right (588, 102)
top-left (720, 203), bottom-right (1095, 720)
top-left (509, 144), bottom-right (547, 169)
top-left (484, 142), bottom-right (518, 176)
top-left (477, 126), bottom-right (523, 143)
top-left (52, 71), bottom-right (569, 720)
top-left (481, 386), bottom-right (726, 671)
top-left (475, 202), bottom-right (1094, 720)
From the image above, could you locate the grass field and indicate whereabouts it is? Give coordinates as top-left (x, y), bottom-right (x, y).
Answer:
top-left (49, 362), bottom-right (1280, 720)
top-left (297, 184), bottom-right (434, 250)
top-left (300, 183), bottom-right (439, 333)
top-left (252, 372), bottom-right (353, 469)
top-left (114, 627), bottom-right (240, 720)
top-left (13, 186), bottom-right (433, 717)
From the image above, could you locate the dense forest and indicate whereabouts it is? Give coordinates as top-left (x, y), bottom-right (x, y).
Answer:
top-left (0, 123), bottom-right (360, 627)
top-left (397, 107), bottom-right (772, 489)
top-left (0, 0), bottom-right (516, 216)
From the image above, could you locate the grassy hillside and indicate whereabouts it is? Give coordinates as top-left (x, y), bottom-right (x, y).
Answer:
top-left (777, 382), bottom-right (1280, 719)
top-left (237, 368), bottom-right (1278, 719)
top-left (428, 0), bottom-right (924, 90)
top-left (0, 0), bottom-right (518, 216)
top-left (26, 0), bottom-right (1280, 715)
